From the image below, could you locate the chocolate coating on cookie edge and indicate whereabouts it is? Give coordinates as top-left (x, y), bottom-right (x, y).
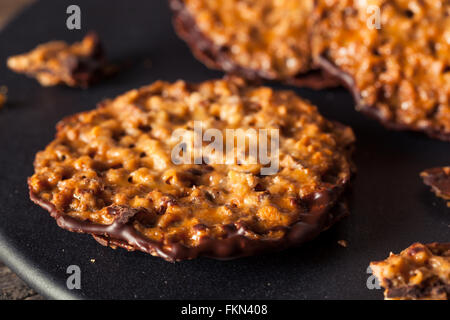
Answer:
top-left (29, 186), bottom-right (348, 262)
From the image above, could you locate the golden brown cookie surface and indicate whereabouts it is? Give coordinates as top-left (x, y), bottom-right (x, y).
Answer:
top-left (312, 0), bottom-right (450, 140)
top-left (371, 242), bottom-right (450, 300)
top-left (28, 77), bottom-right (354, 261)
top-left (7, 32), bottom-right (107, 88)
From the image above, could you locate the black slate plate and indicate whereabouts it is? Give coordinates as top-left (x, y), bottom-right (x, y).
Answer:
top-left (0, 0), bottom-right (449, 300)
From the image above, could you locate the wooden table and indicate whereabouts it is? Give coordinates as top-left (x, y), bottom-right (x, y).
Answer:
top-left (0, 0), bottom-right (43, 300)
top-left (0, 262), bottom-right (42, 300)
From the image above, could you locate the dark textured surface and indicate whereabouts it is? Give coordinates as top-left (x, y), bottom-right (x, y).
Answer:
top-left (0, 0), bottom-right (39, 300)
top-left (0, 0), bottom-right (449, 300)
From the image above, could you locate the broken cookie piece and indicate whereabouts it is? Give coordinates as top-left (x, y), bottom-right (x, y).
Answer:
top-left (371, 243), bottom-right (450, 300)
top-left (421, 167), bottom-right (450, 204)
top-left (7, 32), bottom-right (108, 88)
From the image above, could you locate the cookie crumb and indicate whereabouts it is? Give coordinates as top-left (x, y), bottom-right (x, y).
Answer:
top-left (338, 240), bottom-right (348, 247)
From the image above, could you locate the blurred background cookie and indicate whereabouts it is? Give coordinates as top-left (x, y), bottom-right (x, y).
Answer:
top-left (312, 0), bottom-right (450, 141)
top-left (170, 0), bottom-right (339, 89)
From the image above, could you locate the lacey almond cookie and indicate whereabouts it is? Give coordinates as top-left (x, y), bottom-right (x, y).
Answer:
top-left (28, 77), bottom-right (354, 261)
